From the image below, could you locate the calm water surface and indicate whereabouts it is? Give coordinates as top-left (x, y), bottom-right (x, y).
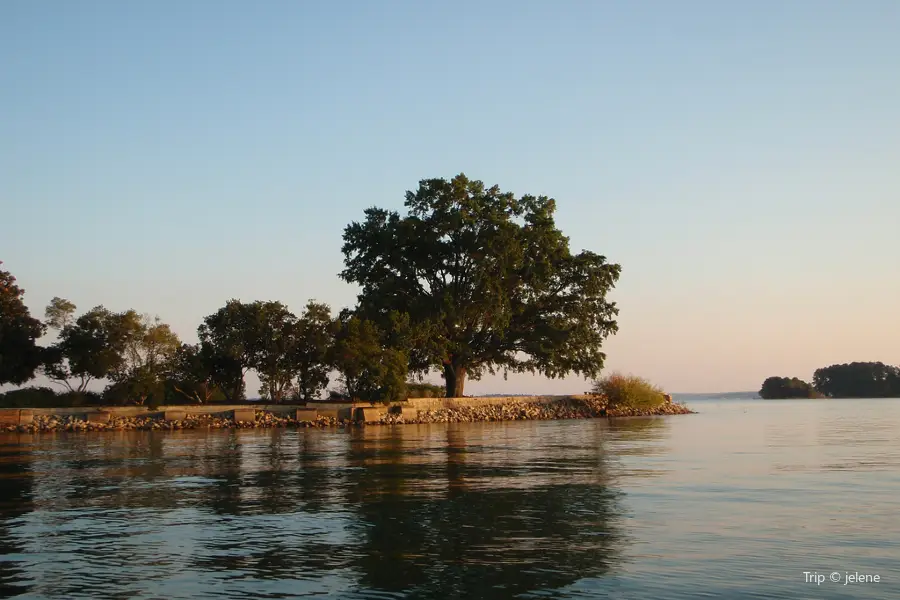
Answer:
top-left (1, 398), bottom-right (899, 599)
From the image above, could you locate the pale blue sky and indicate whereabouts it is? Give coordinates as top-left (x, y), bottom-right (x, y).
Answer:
top-left (2, 1), bottom-right (898, 394)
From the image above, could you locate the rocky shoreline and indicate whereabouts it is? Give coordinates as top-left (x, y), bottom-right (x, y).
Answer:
top-left (384, 396), bottom-right (693, 424)
top-left (2, 397), bottom-right (693, 434)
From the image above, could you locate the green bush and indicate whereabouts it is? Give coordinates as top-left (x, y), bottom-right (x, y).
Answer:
top-left (405, 381), bottom-right (446, 398)
top-left (591, 373), bottom-right (668, 411)
top-left (0, 387), bottom-right (103, 408)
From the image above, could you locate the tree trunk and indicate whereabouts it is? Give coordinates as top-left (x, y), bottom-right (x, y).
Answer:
top-left (443, 363), bottom-right (467, 398)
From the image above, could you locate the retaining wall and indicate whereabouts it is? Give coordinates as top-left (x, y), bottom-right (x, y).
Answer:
top-left (1, 395), bottom-right (598, 426)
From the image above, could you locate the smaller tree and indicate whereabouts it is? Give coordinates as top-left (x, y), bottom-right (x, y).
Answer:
top-left (167, 343), bottom-right (222, 404)
top-left (42, 305), bottom-right (132, 393)
top-left (331, 314), bottom-right (408, 404)
top-left (198, 300), bottom-right (255, 402)
top-left (291, 301), bottom-right (334, 402)
top-left (247, 301), bottom-right (298, 404)
top-left (44, 297), bottom-right (77, 331)
top-left (0, 263), bottom-right (44, 385)
top-left (106, 313), bottom-right (181, 405)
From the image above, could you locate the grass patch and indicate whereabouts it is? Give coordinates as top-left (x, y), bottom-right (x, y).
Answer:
top-left (591, 373), bottom-right (668, 411)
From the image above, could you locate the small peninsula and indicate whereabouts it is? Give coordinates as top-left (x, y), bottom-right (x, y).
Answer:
top-left (1, 175), bottom-right (692, 432)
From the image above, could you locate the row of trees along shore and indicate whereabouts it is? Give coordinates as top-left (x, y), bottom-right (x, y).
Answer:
top-left (1, 174), bottom-right (623, 406)
top-left (759, 362), bottom-right (900, 399)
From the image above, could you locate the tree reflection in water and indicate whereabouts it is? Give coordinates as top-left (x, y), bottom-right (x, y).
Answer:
top-left (0, 434), bottom-right (34, 598)
top-left (344, 421), bottom-right (629, 599)
top-left (0, 418), bottom-right (674, 598)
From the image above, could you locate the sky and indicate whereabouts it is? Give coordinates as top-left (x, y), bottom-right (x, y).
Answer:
top-left (2, 1), bottom-right (898, 395)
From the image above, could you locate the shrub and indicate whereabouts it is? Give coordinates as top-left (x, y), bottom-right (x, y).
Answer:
top-left (0, 387), bottom-right (103, 408)
top-left (57, 390), bottom-right (103, 407)
top-left (405, 381), bottom-right (445, 399)
top-left (0, 387), bottom-right (59, 408)
top-left (591, 373), bottom-right (668, 411)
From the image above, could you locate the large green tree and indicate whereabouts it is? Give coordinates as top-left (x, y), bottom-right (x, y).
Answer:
top-left (0, 262), bottom-right (44, 385)
top-left (340, 174), bottom-right (621, 397)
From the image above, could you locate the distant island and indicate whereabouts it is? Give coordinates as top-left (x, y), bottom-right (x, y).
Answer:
top-left (760, 362), bottom-right (900, 399)
top-left (671, 391), bottom-right (760, 400)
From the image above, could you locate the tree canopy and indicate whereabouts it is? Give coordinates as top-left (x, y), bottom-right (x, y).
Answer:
top-left (167, 343), bottom-right (223, 404)
top-left (813, 362), bottom-right (900, 398)
top-left (331, 313), bottom-right (408, 404)
top-left (198, 300), bottom-right (260, 403)
top-left (758, 376), bottom-right (820, 399)
top-left (340, 174), bottom-right (621, 397)
top-left (198, 299), bottom-right (341, 403)
top-left (0, 262), bottom-right (44, 385)
top-left (291, 301), bottom-right (334, 402)
top-left (105, 314), bottom-right (182, 405)
top-left (42, 304), bottom-right (137, 393)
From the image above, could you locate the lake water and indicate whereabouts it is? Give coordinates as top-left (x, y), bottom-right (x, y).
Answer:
top-left (1, 398), bottom-right (898, 599)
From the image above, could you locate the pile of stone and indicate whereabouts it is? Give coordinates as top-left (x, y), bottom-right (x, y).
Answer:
top-left (3, 412), bottom-right (354, 434)
top-left (376, 395), bottom-right (693, 425)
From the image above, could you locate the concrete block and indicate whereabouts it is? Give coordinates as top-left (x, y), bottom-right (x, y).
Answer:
top-left (295, 408), bottom-right (317, 422)
top-left (233, 408), bottom-right (256, 423)
top-left (17, 410), bottom-right (34, 424)
top-left (87, 412), bottom-right (111, 423)
top-left (354, 406), bottom-right (388, 423)
top-left (398, 406), bottom-right (418, 420)
top-left (164, 410), bottom-right (187, 421)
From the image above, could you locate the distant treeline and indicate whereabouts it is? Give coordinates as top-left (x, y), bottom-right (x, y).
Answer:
top-left (760, 362), bottom-right (900, 399)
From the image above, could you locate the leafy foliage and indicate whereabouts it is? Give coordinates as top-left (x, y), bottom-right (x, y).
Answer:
top-left (341, 174), bottom-right (621, 397)
top-left (812, 362), bottom-right (900, 398)
top-left (291, 301), bottom-right (334, 402)
top-left (106, 314), bottom-right (181, 405)
top-left (42, 305), bottom-right (136, 393)
top-left (591, 373), bottom-right (667, 410)
top-left (198, 300), bottom-right (255, 402)
top-left (44, 297), bottom-right (76, 330)
top-left (331, 314), bottom-right (408, 404)
top-left (405, 381), bottom-right (446, 398)
top-left (0, 262), bottom-right (45, 385)
top-left (244, 301), bottom-right (298, 403)
top-left (759, 376), bottom-right (820, 399)
top-left (199, 299), bottom-right (339, 403)
top-left (167, 343), bottom-right (224, 404)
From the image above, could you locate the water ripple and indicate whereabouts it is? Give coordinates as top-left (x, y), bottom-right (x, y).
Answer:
top-left (1, 400), bottom-right (899, 598)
